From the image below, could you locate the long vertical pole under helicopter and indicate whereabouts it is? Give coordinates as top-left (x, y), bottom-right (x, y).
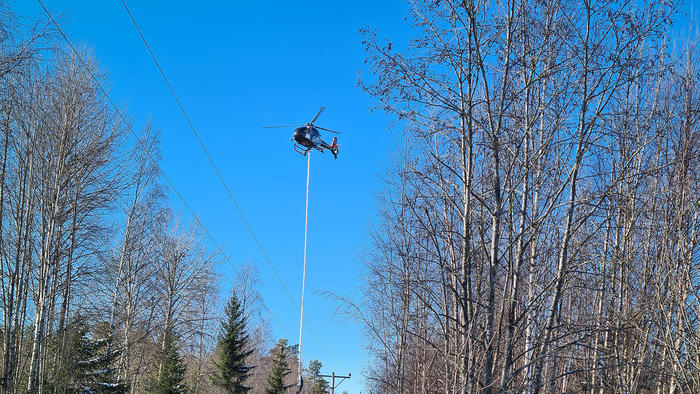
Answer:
top-left (297, 151), bottom-right (311, 393)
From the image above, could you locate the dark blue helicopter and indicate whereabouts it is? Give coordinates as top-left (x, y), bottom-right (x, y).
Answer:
top-left (264, 107), bottom-right (341, 159)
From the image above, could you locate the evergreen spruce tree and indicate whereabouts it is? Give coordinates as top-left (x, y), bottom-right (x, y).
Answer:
top-left (150, 331), bottom-right (188, 394)
top-left (265, 339), bottom-right (292, 394)
top-left (211, 293), bottom-right (254, 393)
top-left (307, 360), bottom-right (329, 394)
top-left (61, 320), bottom-right (129, 393)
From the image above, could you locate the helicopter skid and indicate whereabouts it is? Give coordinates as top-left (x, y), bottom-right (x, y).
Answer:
top-left (293, 143), bottom-right (311, 156)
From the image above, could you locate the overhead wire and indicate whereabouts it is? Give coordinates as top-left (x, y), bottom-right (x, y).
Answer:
top-left (34, 0), bottom-right (292, 339)
top-left (117, 0), bottom-right (299, 312)
top-left (114, 0), bottom-right (333, 355)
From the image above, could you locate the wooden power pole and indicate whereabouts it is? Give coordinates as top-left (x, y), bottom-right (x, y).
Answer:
top-left (318, 372), bottom-right (351, 394)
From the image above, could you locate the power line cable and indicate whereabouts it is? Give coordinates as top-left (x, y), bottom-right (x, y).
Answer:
top-left (117, 0), bottom-right (298, 307)
top-left (116, 0), bottom-right (333, 355)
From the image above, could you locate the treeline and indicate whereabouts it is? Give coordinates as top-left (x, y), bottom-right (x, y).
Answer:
top-left (355, 0), bottom-right (700, 392)
top-left (0, 6), bottom-right (328, 394)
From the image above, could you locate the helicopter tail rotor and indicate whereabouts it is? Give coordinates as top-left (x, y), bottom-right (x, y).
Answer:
top-left (330, 136), bottom-right (340, 159)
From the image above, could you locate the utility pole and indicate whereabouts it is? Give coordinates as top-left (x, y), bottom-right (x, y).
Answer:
top-left (318, 372), bottom-right (351, 394)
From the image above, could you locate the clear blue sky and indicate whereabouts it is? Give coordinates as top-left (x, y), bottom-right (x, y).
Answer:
top-left (12, 0), bottom-right (412, 392)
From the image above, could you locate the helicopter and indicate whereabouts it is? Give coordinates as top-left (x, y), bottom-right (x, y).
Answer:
top-left (264, 107), bottom-right (341, 159)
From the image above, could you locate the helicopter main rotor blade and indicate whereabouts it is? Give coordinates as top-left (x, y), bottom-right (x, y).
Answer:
top-left (316, 126), bottom-right (341, 134)
top-left (309, 106), bottom-right (325, 124)
top-left (262, 125), bottom-right (303, 128)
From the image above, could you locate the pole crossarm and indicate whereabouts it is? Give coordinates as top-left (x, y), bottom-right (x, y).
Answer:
top-left (318, 372), bottom-right (352, 394)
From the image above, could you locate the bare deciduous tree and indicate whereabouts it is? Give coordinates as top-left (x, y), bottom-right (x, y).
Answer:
top-left (350, 0), bottom-right (698, 392)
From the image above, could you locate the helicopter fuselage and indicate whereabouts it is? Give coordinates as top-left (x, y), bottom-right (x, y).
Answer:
top-left (292, 125), bottom-right (339, 158)
top-left (293, 126), bottom-right (325, 149)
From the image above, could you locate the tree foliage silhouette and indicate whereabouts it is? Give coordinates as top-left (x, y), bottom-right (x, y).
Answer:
top-left (212, 293), bottom-right (254, 393)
